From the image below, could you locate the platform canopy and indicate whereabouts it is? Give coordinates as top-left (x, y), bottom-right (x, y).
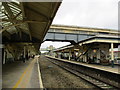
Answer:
top-left (79, 35), bottom-right (120, 45)
top-left (54, 35), bottom-right (120, 52)
top-left (1, 1), bottom-right (61, 53)
top-left (1, 2), bottom-right (61, 43)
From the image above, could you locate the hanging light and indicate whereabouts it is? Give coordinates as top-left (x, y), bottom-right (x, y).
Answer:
top-left (93, 49), bottom-right (97, 53)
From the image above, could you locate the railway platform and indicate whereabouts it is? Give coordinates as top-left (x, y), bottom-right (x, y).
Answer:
top-left (2, 56), bottom-right (42, 88)
top-left (46, 55), bottom-right (119, 89)
top-left (46, 55), bottom-right (119, 74)
top-left (2, 55), bottom-right (119, 89)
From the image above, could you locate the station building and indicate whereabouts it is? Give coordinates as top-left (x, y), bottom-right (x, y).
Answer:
top-left (52, 35), bottom-right (120, 65)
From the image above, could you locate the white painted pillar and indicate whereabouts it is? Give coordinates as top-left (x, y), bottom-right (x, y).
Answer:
top-left (111, 43), bottom-right (114, 60)
top-left (118, 45), bottom-right (120, 57)
top-left (96, 49), bottom-right (100, 63)
top-left (3, 49), bottom-right (6, 64)
top-left (69, 50), bottom-right (71, 60)
top-left (53, 52), bottom-right (55, 57)
top-left (24, 46), bottom-right (26, 59)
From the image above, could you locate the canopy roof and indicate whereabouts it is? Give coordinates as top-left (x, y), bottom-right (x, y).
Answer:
top-left (1, 2), bottom-right (61, 54)
top-left (54, 35), bottom-right (120, 52)
top-left (2, 2), bottom-right (61, 43)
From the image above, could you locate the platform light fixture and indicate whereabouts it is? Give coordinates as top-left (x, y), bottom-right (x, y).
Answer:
top-left (93, 49), bottom-right (97, 53)
top-left (79, 43), bottom-right (82, 46)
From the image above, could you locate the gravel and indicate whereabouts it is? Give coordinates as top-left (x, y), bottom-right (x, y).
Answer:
top-left (39, 55), bottom-right (96, 89)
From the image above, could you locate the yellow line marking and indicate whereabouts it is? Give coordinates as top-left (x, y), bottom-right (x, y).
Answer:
top-left (12, 60), bottom-right (34, 89)
top-left (37, 58), bottom-right (44, 88)
top-left (21, 60), bottom-right (34, 88)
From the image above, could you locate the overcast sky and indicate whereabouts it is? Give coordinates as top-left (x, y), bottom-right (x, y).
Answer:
top-left (41, 0), bottom-right (119, 49)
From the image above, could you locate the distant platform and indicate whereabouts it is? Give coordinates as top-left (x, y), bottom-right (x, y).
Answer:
top-left (46, 55), bottom-right (120, 75)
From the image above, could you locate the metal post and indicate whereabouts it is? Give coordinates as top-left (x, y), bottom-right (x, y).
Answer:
top-left (3, 49), bottom-right (6, 64)
top-left (24, 46), bottom-right (26, 58)
top-left (23, 46), bottom-right (26, 63)
top-left (69, 49), bottom-right (71, 60)
top-left (111, 43), bottom-right (114, 67)
top-left (28, 50), bottom-right (29, 59)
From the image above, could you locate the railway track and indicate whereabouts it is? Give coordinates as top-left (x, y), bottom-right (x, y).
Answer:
top-left (47, 59), bottom-right (119, 90)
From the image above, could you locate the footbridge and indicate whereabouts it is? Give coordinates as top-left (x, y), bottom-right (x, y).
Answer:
top-left (44, 25), bottom-right (120, 43)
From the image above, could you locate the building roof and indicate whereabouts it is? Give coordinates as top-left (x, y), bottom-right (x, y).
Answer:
top-left (54, 35), bottom-right (120, 52)
top-left (1, 2), bottom-right (61, 53)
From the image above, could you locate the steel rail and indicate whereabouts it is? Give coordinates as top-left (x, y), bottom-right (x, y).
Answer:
top-left (47, 58), bottom-right (119, 90)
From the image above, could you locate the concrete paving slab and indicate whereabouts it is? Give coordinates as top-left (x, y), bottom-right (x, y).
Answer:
top-left (2, 57), bottom-right (41, 88)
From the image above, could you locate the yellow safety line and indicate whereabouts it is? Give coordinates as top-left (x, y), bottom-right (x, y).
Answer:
top-left (21, 61), bottom-right (34, 88)
top-left (12, 60), bottom-right (34, 89)
top-left (37, 58), bottom-right (44, 88)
